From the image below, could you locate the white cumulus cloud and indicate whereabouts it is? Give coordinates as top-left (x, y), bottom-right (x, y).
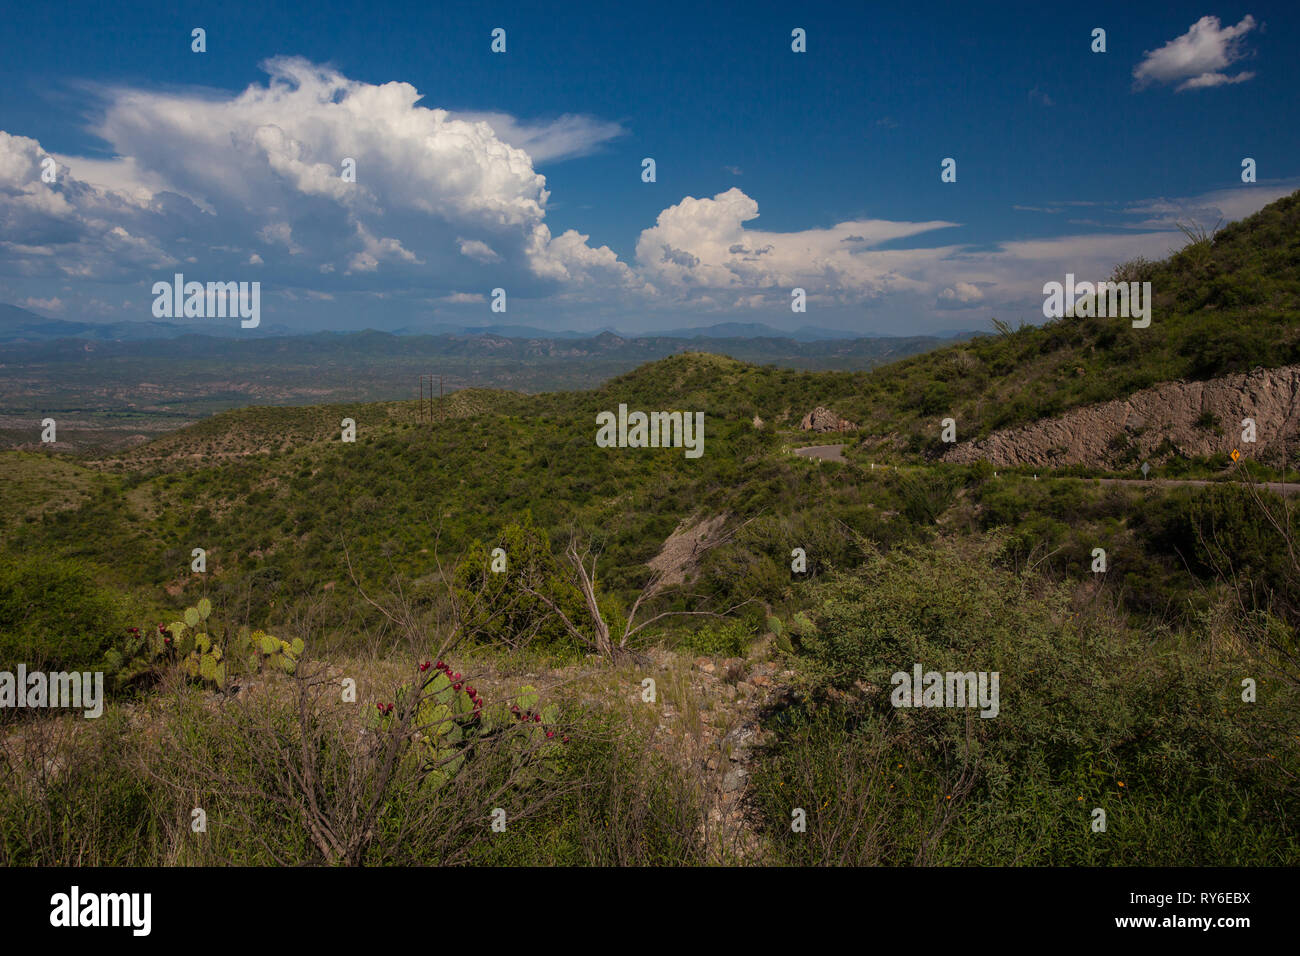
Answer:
top-left (0, 58), bottom-right (633, 302)
top-left (1133, 15), bottom-right (1258, 92)
top-left (940, 281), bottom-right (983, 304)
top-left (634, 187), bottom-right (959, 303)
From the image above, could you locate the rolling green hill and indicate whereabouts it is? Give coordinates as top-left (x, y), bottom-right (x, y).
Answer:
top-left (2, 195), bottom-right (1300, 867)
top-left (6, 354), bottom-right (877, 616)
top-left (9, 173), bottom-right (1300, 623)
top-left (823, 190), bottom-right (1300, 456)
top-left (0, 323), bottom-right (963, 453)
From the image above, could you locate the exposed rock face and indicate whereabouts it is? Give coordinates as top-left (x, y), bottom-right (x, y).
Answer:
top-left (942, 365), bottom-right (1300, 468)
top-left (800, 406), bottom-right (857, 433)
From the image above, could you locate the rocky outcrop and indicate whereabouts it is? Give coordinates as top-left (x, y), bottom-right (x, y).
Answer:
top-left (800, 406), bottom-right (857, 433)
top-left (942, 365), bottom-right (1300, 468)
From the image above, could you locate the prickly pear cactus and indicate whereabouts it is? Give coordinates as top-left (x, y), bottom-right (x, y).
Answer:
top-left (250, 631), bottom-right (304, 674)
top-left (115, 598), bottom-right (304, 692)
top-left (103, 623), bottom-right (167, 689)
top-left (501, 684), bottom-right (566, 785)
top-left (768, 615), bottom-right (794, 653)
top-left (171, 597), bottom-right (228, 688)
top-left (372, 662), bottom-right (481, 789)
top-left (371, 660), bottom-right (566, 790)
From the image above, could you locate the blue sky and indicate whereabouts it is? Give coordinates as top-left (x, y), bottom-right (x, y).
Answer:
top-left (1, 1), bottom-right (1296, 335)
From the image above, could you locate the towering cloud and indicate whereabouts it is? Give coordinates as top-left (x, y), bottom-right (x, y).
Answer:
top-left (0, 58), bottom-right (635, 298)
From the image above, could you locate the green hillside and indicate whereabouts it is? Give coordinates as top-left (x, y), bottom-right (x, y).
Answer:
top-left (826, 190), bottom-right (1300, 455)
top-left (2, 193), bottom-right (1299, 867)
top-left (8, 181), bottom-right (1300, 632)
top-left (6, 354), bottom-right (885, 625)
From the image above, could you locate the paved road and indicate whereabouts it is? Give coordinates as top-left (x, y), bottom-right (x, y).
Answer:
top-left (790, 444), bottom-right (1300, 495)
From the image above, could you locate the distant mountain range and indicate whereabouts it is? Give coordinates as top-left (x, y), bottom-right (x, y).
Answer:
top-left (384, 320), bottom-right (978, 342)
top-left (0, 304), bottom-right (299, 341)
top-left (0, 302), bottom-right (978, 452)
top-left (0, 304), bottom-right (977, 345)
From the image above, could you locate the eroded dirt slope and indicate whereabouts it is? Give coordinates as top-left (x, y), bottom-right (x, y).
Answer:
top-left (942, 364), bottom-right (1300, 468)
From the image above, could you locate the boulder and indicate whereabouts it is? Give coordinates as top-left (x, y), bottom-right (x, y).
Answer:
top-left (799, 406), bottom-right (857, 432)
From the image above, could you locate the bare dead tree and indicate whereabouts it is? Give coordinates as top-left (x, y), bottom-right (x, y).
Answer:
top-left (521, 527), bottom-right (755, 661)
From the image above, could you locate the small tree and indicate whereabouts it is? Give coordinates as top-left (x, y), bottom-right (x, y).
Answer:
top-left (452, 515), bottom-right (590, 650)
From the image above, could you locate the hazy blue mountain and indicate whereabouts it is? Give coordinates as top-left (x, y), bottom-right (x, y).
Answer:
top-left (0, 304), bottom-right (297, 342)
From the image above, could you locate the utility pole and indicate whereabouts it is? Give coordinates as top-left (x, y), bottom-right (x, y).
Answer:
top-left (419, 374), bottom-right (431, 424)
top-left (416, 373), bottom-right (447, 424)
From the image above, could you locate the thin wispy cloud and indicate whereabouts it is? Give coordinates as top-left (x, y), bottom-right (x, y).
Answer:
top-left (1121, 184), bottom-right (1299, 229)
top-left (454, 111), bottom-right (626, 163)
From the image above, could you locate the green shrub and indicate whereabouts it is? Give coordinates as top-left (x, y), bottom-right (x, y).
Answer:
top-left (0, 709), bottom-right (165, 866)
top-left (895, 471), bottom-right (960, 526)
top-left (452, 515), bottom-right (593, 652)
top-left (675, 618), bottom-right (754, 656)
top-left (752, 535), bottom-right (1300, 865)
top-left (0, 555), bottom-right (131, 672)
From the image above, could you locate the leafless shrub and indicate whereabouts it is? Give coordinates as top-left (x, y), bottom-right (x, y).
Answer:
top-left (522, 530), bottom-right (755, 661)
